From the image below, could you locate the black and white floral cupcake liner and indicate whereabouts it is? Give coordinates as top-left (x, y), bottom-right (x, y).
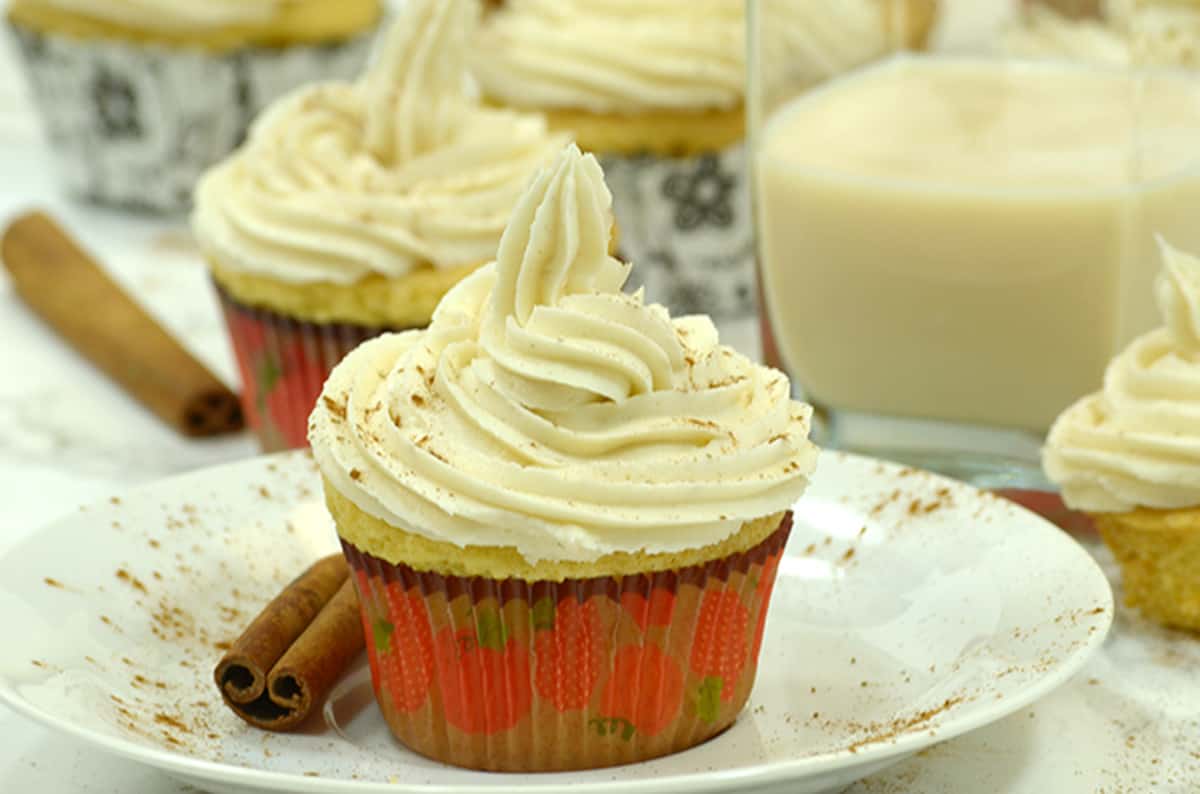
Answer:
top-left (600, 144), bottom-right (757, 325)
top-left (6, 22), bottom-right (376, 213)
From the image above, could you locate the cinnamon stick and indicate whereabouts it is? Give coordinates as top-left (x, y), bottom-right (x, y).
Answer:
top-left (1, 211), bottom-right (243, 437)
top-left (215, 555), bottom-right (364, 731)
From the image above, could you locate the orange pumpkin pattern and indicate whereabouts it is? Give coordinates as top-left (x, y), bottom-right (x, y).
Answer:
top-left (345, 512), bottom-right (793, 754)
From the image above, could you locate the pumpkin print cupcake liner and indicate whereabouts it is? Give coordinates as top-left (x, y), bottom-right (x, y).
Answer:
top-left (599, 144), bottom-right (756, 326)
top-left (6, 21), bottom-right (375, 213)
top-left (342, 513), bottom-right (793, 772)
top-left (216, 285), bottom-right (399, 452)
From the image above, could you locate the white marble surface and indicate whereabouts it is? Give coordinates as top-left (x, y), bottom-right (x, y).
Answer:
top-left (2, 4), bottom-right (1198, 793)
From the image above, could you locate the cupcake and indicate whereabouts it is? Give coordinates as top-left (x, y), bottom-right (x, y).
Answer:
top-left (468, 0), bottom-right (936, 329)
top-left (308, 144), bottom-right (818, 771)
top-left (1044, 240), bottom-right (1200, 631)
top-left (6, 0), bottom-right (382, 211)
top-left (193, 0), bottom-right (567, 451)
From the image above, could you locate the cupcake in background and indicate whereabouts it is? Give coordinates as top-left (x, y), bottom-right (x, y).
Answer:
top-left (1044, 240), bottom-right (1200, 632)
top-left (6, 0), bottom-right (383, 211)
top-left (194, 0), bottom-right (567, 451)
top-left (469, 0), bottom-right (936, 331)
top-left (309, 143), bottom-right (818, 771)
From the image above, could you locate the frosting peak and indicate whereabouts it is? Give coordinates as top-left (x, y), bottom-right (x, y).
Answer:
top-left (481, 145), bottom-right (678, 404)
top-left (1157, 238), bottom-right (1200, 355)
top-left (309, 145), bottom-right (818, 563)
top-left (490, 145), bottom-right (621, 326)
top-left (363, 0), bottom-right (475, 164)
top-left (1044, 240), bottom-right (1200, 512)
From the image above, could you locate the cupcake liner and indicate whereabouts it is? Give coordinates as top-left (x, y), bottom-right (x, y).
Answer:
top-left (600, 144), bottom-right (755, 324)
top-left (342, 513), bottom-right (793, 772)
top-left (6, 21), bottom-right (375, 213)
top-left (216, 285), bottom-right (397, 452)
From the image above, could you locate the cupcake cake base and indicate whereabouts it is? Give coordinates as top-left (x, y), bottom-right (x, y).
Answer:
top-left (1094, 508), bottom-right (1200, 632)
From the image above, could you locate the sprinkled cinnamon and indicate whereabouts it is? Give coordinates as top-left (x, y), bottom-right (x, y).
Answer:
top-left (116, 569), bottom-right (148, 594)
top-left (154, 713), bottom-right (190, 733)
top-left (845, 696), bottom-right (966, 753)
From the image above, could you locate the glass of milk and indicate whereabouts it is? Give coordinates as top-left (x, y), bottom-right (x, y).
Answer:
top-left (748, 0), bottom-right (1200, 486)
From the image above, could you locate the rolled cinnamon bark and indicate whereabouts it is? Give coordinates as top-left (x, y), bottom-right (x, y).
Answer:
top-left (215, 555), bottom-right (364, 731)
top-left (1, 211), bottom-right (243, 437)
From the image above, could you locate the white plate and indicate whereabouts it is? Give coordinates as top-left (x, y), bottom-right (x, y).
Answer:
top-left (0, 451), bottom-right (1112, 794)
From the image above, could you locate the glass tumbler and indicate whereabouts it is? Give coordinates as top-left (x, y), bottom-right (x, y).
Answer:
top-left (748, 0), bottom-right (1200, 488)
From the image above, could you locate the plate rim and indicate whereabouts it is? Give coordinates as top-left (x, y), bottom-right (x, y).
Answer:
top-left (0, 450), bottom-right (1115, 794)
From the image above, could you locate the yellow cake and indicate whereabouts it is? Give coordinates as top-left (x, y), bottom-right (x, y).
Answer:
top-left (209, 262), bottom-right (484, 330)
top-left (1093, 508), bottom-right (1200, 630)
top-left (325, 478), bottom-right (786, 582)
top-left (1044, 240), bottom-right (1200, 632)
top-left (7, 0), bottom-right (380, 51)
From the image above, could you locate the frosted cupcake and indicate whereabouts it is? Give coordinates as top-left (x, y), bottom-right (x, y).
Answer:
top-left (308, 144), bottom-right (818, 771)
top-left (469, 0), bottom-right (936, 325)
top-left (6, 0), bottom-right (382, 211)
top-left (193, 0), bottom-right (566, 451)
top-left (1044, 240), bottom-right (1200, 631)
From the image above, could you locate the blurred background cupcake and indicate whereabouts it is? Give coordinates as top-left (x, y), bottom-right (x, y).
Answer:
top-left (5, 0), bottom-right (383, 212)
top-left (1004, 0), bottom-right (1200, 66)
top-left (193, 0), bottom-right (566, 452)
top-left (1043, 240), bottom-right (1200, 632)
top-left (470, 0), bottom-right (938, 344)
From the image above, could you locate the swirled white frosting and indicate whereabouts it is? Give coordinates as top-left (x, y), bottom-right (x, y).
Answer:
top-left (28, 0), bottom-right (278, 31)
top-left (1003, 6), bottom-right (1130, 64)
top-left (309, 144), bottom-right (818, 563)
top-left (193, 0), bottom-right (566, 284)
top-left (469, 0), bottom-right (906, 113)
top-left (1044, 240), bottom-right (1200, 512)
top-left (1004, 1), bottom-right (1200, 68)
top-left (759, 0), bottom-right (917, 90)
